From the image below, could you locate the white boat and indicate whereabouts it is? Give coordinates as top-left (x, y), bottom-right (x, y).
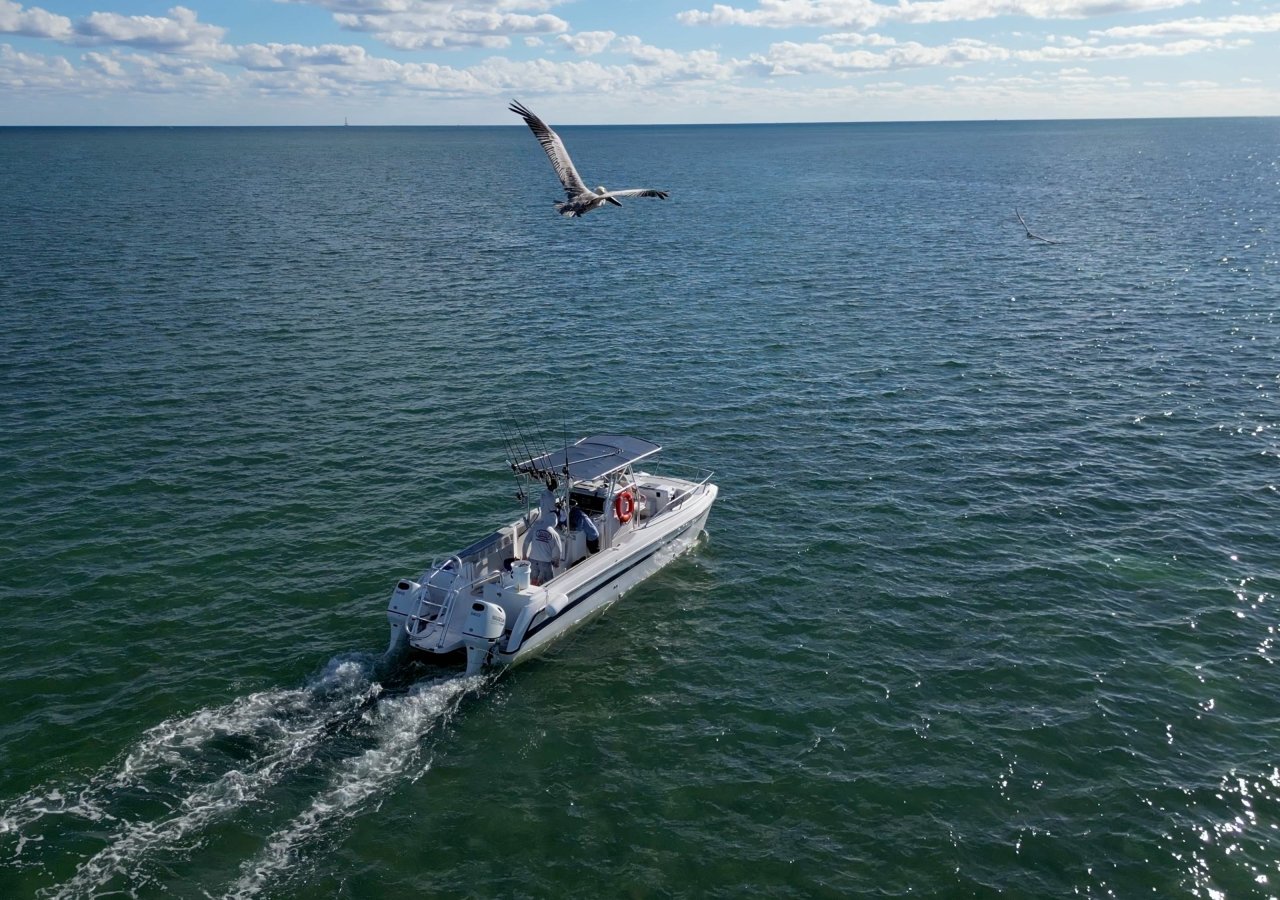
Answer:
top-left (385, 434), bottom-right (718, 674)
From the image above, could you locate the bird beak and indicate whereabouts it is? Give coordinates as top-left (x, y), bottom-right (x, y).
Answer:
top-left (606, 197), bottom-right (623, 207)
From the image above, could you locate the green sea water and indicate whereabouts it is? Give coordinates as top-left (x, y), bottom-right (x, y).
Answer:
top-left (2, 119), bottom-right (1278, 897)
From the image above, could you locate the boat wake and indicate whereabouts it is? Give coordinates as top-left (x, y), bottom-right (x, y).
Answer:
top-left (0, 654), bottom-right (489, 898)
top-left (223, 675), bottom-right (476, 898)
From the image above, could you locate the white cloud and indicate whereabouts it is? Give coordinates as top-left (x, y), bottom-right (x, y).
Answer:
top-left (612, 35), bottom-right (737, 79)
top-left (556, 30), bottom-right (616, 55)
top-left (333, 9), bottom-right (568, 49)
top-left (1019, 37), bottom-right (1246, 62)
top-left (677, 0), bottom-right (1197, 29)
top-left (678, 0), bottom-right (885, 29)
top-left (0, 40), bottom-right (74, 85)
top-left (1092, 13), bottom-right (1280, 40)
top-left (235, 41), bottom-right (386, 71)
top-left (736, 24), bottom-right (1250, 77)
top-left (82, 49), bottom-right (124, 76)
top-left (0, 1), bottom-right (70, 39)
top-left (818, 31), bottom-right (898, 46)
top-left (74, 6), bottom-right (229, 57)
top-left (124, 52), bottom-right (231, 91)
top-left (1053, 68), bottom-right (1128, 85)
top-left (284, 0), bottom-right (568, 12)
top-left (894, 0), bottom-right (1194, 25)
top-left (348, 27), bottom-right (513, 50)
top-left (747, 36), bottom-right (1010, 75)
top-left (281, 0), bottom-right (570, 50)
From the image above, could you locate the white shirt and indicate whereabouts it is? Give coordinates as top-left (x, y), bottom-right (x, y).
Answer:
top-left (528, 513), bottom-right (563, 564)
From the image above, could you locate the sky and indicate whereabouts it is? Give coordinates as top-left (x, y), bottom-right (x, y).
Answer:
top-left (1, 0), bottom-right (1277, 124)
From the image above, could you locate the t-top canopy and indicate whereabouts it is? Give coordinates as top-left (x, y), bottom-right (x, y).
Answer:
top-left (514, 434), bottom-right (661, 483)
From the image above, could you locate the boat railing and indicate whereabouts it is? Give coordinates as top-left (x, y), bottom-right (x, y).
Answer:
top-left (474, 569), bottom-right (505, 590)
top-left (636, 467), bottom-right (714, 524)
top-left (406, 555), bottom-right (472, 649)
top-left (639, 462), bottom-right (713, 486)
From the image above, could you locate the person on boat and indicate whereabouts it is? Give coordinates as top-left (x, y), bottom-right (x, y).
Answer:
top-left (528, 488), bottom-right (563, 586)
top-left (569, 501), bottom-right (600, 554)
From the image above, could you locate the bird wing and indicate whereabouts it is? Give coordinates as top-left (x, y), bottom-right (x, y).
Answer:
top-left (1015, 208), bottom-right (1032, 236)
top-left (596, 188), bottom-right (669, 200)
top-left (1015, 208), bottom-right (1058, 244)
top-left (509, 100), bottom-right (588, 200)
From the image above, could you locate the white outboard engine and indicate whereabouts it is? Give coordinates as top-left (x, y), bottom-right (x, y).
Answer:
top-left (385, 579), bottom-right (420, 657)
top-left (461, 600), bottom-right (506, 675)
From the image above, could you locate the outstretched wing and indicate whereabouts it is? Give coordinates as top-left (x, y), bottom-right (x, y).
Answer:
top-left (597, 188), bottom-right (669, 201)
top-left (1015, 207), bottom-right (1058, 244)
top-left (509, 100), bottom-right (588, 200)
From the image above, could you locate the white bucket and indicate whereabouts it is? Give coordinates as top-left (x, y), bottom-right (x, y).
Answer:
top-left (512, 560), bottom-right (531, 591)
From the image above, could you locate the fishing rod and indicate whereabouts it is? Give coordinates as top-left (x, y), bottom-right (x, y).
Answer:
top-left (512, 418), bottom-right (544, 487)
top-left (496, 416), bottom-right (527, 505)
top-left (534, 426), bottom-right (555, 490)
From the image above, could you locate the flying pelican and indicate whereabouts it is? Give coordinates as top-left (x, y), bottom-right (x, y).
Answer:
top-left (1016, 208), bottom-right (1058, 244)
top-left (509, 99), bottom-right (669, 217)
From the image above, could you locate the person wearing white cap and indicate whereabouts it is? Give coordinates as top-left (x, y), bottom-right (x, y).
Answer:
top-left (527, 487), bottom-right (563, 586)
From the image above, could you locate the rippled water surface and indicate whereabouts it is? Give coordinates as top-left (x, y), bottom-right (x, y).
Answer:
top-left (2, 119), bottom-right (1279, 897)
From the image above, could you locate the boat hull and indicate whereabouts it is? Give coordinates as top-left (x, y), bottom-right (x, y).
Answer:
top-left (385, 480), bottom-right (717, 672)
top-left (494, 485), bottom-right (716, 666)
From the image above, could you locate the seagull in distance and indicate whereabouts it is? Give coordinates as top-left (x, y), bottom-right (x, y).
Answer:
top-left (509, 99), bottom-right (669, 218)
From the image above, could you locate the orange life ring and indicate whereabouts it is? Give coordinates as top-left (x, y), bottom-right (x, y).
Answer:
top-left (614, 490), bottom-right (635, 524)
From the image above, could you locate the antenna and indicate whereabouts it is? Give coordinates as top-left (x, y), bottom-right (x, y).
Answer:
top-left (561, 420), bottom-right (572, 498)
top-left (562, 420), bottom-right (570, 480)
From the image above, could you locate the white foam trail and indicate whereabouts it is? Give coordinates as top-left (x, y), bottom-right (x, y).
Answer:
top-left (222, 675), bottom-right (483, 899)
top-left (117, 687), bottom-right (312, 784)
top-left (1, 785), bottom-right (113, 844)
top-left (2, 688), bottom-right (302, 843)
top-left (2, 657), bottom-right (374, 847)
top-left (32, 659), bottom-right (380, 898)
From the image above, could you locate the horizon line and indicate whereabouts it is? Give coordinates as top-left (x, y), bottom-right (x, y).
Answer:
top-left (2, 113), bottom-right (1277, 129)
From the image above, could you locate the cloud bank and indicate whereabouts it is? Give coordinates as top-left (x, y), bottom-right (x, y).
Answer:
top-left (0, 0), bottom-right (1275, 121)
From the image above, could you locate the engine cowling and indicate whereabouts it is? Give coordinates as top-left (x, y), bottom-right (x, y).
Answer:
top-left (462, 600), bottom-right (507, 675)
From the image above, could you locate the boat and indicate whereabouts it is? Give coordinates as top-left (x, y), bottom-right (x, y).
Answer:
top-left (385, 434), bottom-right (718, 674)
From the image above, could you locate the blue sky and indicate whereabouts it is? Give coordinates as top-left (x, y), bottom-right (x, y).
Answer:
top-left (1, 0), bottom-right (1277, 124)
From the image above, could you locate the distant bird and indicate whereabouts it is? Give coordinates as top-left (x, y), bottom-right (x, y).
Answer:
top-left (1015, 208), bottom-right (1058, 244)
top-left (509, 99), bottom-right (669, 218)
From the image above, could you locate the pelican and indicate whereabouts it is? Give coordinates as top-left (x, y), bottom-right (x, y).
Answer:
top-left (1016, 208), bottom-right (1058, 244)
top-left (509, 99), bottom-right (669, 218)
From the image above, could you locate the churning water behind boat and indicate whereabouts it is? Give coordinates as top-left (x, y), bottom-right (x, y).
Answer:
top-left (1, 655), bottom-right (489, 898)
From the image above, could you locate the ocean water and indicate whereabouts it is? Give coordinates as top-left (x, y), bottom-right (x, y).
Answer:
top-left (1, 117), bottom-right (1278, 898)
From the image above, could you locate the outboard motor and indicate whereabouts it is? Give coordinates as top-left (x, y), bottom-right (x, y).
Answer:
top-left (385, 579), bottom-right (420, 656)
top-left (461, 600), bottom-right (506, 675)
